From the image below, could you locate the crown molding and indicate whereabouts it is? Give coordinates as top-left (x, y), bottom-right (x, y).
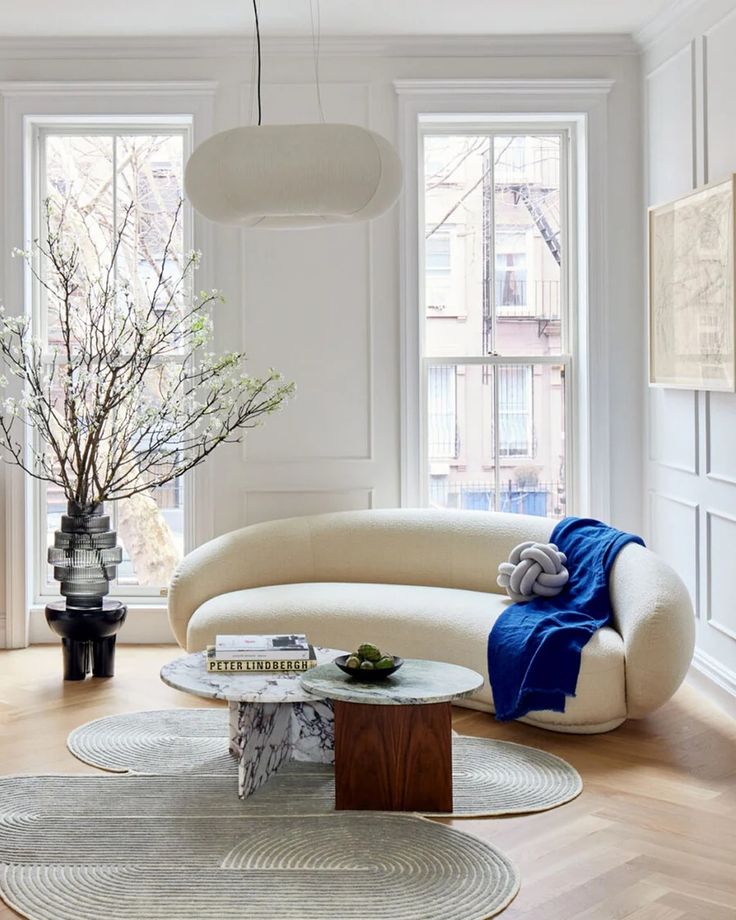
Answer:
top-left (0, 33), bottom-right (640, 61)
top-left (0, 80), bottom-right (218, 97)
top-left (634, 0), bottom-right (705, 48)
top-left (394, 78), bottom-right (616, 97)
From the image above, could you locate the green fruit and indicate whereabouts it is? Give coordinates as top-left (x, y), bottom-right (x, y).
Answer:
top-left (359, 660), bottom-right (375, 670)
top-left (357, 643), bottom-right (382, 662)
top-left (376, 656), bottom-right (394, 669)
top-left (345, 655), bottom-right (360, 668)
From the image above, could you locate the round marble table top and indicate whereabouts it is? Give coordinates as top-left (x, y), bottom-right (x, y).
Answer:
top-left (300, 658), bottom-right (484, 706)
top-left (160, 647), bottom-right (347, 704)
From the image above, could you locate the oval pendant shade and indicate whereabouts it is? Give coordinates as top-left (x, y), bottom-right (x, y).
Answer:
top-left (184, 123), bottom-right (403, 228)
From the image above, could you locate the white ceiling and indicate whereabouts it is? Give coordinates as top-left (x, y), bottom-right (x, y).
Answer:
top-left (0, 0), bottom-right (676, 38)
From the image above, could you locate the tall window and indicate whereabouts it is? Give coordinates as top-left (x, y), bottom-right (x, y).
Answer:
top-left (32, 122), bottom-right (191, 600)
top-left (423, 129), bottom-right (570, 519)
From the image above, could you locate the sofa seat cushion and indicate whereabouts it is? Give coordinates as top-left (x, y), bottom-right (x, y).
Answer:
top-left (186, 581), bottom-right (627, 733)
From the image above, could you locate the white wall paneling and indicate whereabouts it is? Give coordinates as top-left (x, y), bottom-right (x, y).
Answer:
top-left (648, 388), bottom-right (699, 474)
top-left (645, 42), bottom-right (696, 203)
top-left (238, 82), bottom-right (382, 526)
top-left (705, 509), bottom-right (736, 643)
top-left (244, 489), bottom-right (375, 526)
top-left (702, 5), bottom-right (736, 183)
top-left (705, 392), bottom-right (736, 484)
top-left (644, 0), bottom-right (736, 701)
top-left (648, 492), bottom-right (700, 614)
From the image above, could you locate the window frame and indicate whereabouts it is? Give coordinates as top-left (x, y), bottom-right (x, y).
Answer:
top-left (0, 81), bottom-right (217, 646)
top-left (395, 78), bottom-right (615, 523)
top-left (30, 118), bottom-right (194, 604)
top-left (418, 120), bottom-right (573, 515)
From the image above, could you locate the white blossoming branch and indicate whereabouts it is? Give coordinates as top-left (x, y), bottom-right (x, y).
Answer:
top-left (0, 199), bottom-right (295, 508)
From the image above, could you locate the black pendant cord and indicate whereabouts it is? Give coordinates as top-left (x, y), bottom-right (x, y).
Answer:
top-left (252, 0), bottom-right (262, 126)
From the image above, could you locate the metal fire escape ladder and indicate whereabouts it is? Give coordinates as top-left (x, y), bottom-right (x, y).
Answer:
top-left (516, 183), bottom-right (561, 266)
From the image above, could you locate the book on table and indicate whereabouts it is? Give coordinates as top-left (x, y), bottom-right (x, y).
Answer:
top-left (206, 642), bottom-right (317, 673)
top-left (214, 634), bottom-right (310, 661)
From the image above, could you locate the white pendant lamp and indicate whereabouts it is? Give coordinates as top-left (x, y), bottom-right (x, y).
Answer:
top-left (184, 1), bottom-right (403, 229)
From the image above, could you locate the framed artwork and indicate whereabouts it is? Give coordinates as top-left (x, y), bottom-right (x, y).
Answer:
top-left (649, 175), bottom-right (736, 391)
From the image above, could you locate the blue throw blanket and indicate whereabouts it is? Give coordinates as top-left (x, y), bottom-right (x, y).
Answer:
top-left (488, 517), bottom-right (644, 721)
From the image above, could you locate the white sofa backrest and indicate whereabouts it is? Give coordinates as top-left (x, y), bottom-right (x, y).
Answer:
top-left (306, 509), bottom-right (554, 592)
top-left (169, 509), bottom-right (553, 646)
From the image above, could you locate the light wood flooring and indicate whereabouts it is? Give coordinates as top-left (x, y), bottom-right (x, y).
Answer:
top-left (0, 645), bottom-right (734, 920)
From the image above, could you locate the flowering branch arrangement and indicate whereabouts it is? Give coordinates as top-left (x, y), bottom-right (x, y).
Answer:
top-left (0, 200), bottom-right (294, 509)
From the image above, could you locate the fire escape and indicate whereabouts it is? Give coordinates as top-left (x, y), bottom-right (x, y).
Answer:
top-left (482, 154), bottom-right (561, 357)
top-left (513, 183), bottom-right (561, 266)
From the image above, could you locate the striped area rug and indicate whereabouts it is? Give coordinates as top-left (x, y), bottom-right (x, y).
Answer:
top-left (68, 707), bottom-right (583, 816)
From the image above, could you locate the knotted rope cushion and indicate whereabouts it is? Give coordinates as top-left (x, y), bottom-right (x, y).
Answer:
top-left (497, 541), bottom-right (569, 603)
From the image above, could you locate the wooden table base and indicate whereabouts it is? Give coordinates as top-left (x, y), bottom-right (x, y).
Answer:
top-left (334, 700), bottom-right (452, 812)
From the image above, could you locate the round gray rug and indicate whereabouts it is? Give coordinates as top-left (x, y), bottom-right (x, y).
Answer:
top-left (0, 774), bottom-right (519, 920)
top-left (68, 708), bottom-right (582, 816)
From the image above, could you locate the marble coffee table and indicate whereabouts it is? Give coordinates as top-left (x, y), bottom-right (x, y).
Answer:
top-left (301, 659), bottom-right (484, 812)
top-left (160, 648), bottom-right (344, 799)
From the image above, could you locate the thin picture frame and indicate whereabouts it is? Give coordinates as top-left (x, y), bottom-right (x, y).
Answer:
top-left (648, 174), bottom-right (736, 392)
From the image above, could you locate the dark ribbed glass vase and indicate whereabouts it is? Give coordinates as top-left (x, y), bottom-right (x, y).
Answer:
top-left (45, 502), bottom-right (127, 681)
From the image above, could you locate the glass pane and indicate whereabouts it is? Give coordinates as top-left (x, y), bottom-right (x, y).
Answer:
top-left (40, 130), bottom-right (186, 594)
top-left (427, 365), bottom-right (458, 458)
top-left (497, 363), bottom-right (566, 519)
top-left (44, 135), bottom-right (115, 347)
top-left (116, 134), bottom-right (186, 344)
top-left (427, 362), bottom-right (566, 518)
top-left (424, 135), bottom-right (490, 348)
top-left (493, 136), bottom-right (562, 355)
top-left (423, 133), bottom-right (563, 358)
top-left (428, 364), bottom-right (497, 510)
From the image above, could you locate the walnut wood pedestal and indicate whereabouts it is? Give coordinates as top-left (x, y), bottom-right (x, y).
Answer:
top-left (301, 657), bottom-right (485, 815)
top-left (334, 699), bottom-right (452, 811)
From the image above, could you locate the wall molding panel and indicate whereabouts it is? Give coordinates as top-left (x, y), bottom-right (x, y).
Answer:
top-left (648, 492), bottom-right (701, 616)
top-left (240, 81), bottom-right (375, 467)
top-left (648, 389), bottom-right (699, 474)
top-left (243, 489), bottom-right (375, 526)
top-left (705, 510), bottom-right (736, 643)
top-left (705, 392), bottom-right (736, 485)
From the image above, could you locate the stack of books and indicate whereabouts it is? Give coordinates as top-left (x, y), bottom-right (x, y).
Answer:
top-left (206, 634), bottom-right (317, 673)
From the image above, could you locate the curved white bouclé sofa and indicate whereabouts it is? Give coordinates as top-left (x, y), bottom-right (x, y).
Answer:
top-left (168, 509), bottom-right (695, 734)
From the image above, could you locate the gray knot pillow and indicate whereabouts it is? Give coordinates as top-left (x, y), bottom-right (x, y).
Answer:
top-left (497, 541), bottom-right (569, 603)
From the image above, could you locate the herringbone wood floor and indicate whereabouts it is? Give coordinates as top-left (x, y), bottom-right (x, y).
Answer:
top-left (0, 645), bottom-right (734, 920)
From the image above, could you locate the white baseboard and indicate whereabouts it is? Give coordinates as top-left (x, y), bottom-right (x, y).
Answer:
top-left (687, 648), bottom-right (736, 720)
top-left (29, 605), bottom-right (176, 645)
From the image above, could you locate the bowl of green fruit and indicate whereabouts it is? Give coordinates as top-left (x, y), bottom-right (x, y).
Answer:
top-left (335, 643), bottom-right (403, 681)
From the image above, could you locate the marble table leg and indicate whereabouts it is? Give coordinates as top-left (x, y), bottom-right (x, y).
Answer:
top-left (228, 702), bottom-right (242, 758)
top-left (290, 700), bottom-right (335, 764)
top-left (234, 699), bottom-right (335, 799)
